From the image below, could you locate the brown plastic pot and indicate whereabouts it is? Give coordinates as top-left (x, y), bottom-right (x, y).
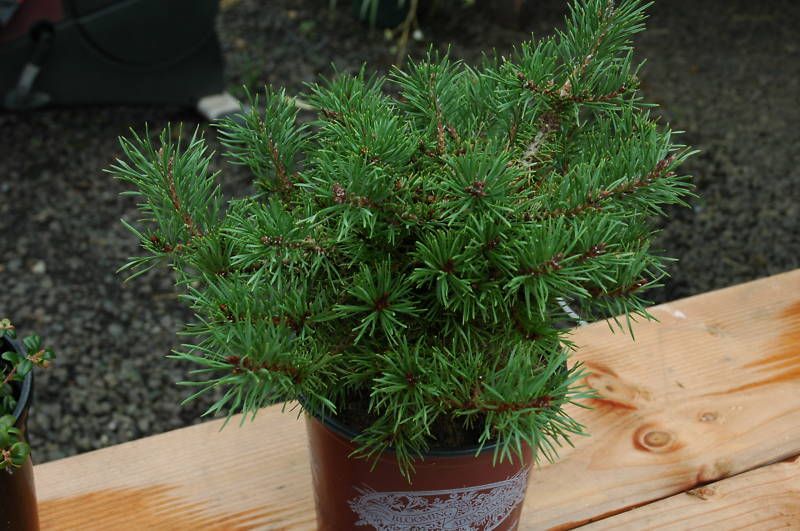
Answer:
top-left (0, 336), bottom-right (39, 531)
top-left (306, 413), bottom-right (532, 530)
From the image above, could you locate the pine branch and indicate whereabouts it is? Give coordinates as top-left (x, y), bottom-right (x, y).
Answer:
top-left (519, 242), bottom-right (607, 278)
top-left (566, 0), bottom-right (617, 84)
top-left (260, 235), bottom-right (330, 256)
top-left (267, 138), bottom-right (294, 194)
top-left (450, 395), bottom-right (553, 413)
top-left (215, 304), bottom-right (310, 334)
top-left (521, 115), bottom-right (558, 164)
top-left (225, 355), bottom-right (303, 384)
top-left (589, 276), bottom-right (650, 298)
top-left (519, 70), bottom-right (631, 105)
top-left (430, 73), bottom-right (447, 155)
top-left (161, 151), bottom-right (203, 238)
top-left (535, 155), bottom-right (676, 219)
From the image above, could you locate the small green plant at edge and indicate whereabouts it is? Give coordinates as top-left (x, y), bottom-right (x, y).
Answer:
top-left (111, 0), bottom-right (694, 480)
top-left (0, 319), bottom-right (54, 472)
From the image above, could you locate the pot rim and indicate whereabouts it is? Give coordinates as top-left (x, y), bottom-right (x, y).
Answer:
top-left (303, 401), bottom-right (499, 458)
top-left (2, 336), bottom-right (34, 424)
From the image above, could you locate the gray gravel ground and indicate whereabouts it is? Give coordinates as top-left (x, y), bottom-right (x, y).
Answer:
top-left (0, 0), bottom-right (798, 463)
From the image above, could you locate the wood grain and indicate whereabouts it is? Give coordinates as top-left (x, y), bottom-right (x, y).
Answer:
top-left (33, 269), bottom-right (800, 530)
top-left (578, 456), bottom-right (800, 530)
top-left (520, 269), bottom-right (800, 529)
top-left (36, 406), bottom-right (316, 530)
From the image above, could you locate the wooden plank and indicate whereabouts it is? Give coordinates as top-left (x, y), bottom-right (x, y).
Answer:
top-left (578, 456), bottom-right (800, 530)
top-left (521, 268), bottom-right (800, 529)
top-left (35, 406), bottom-right (316, 530)
top-left (32, 269), bottom-right (800, 530)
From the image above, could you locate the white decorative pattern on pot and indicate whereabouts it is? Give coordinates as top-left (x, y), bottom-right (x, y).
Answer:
top-left (349, 467), bottom-right (530, 530)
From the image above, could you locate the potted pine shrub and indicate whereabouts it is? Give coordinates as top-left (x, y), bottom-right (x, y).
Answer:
top-left (111, 0), bottom-right (693, 527)
top-left (1, 319), bottom-right (55, 531)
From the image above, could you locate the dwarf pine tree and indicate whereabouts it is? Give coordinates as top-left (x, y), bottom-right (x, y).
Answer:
top-left (111, 0), bottom-right (693, 477)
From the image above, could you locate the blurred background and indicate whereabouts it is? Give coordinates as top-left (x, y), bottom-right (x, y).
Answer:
top-left (0, 0), bottom-right (798, 463)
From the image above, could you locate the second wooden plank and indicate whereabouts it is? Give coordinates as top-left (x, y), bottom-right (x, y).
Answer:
top-left (580, 456), bottom-right (800, 530)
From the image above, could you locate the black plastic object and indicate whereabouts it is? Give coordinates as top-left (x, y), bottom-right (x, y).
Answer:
top-left (352, 0), bottom-right (410, 29)
top-left (0, 0), bottom-right (224, 110)
top-left (0, 337), bottom-right (38, 531)
top-left (0, 0), bottom-right (22, 25)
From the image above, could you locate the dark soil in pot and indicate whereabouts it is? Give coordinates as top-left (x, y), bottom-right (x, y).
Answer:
top-left (0, 336), bottom-right (39, 531)
top-left (324, 388), bottom-right (486, 451)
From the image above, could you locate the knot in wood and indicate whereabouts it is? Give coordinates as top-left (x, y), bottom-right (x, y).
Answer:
top-left (643, 430), bottom-right (672, 448)
top-left (698, 411), bottom-right (718, 422)
top-left (634, 424), bottom-right (681, 454)
top-left (687, 486), bottom-right (716, 500)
